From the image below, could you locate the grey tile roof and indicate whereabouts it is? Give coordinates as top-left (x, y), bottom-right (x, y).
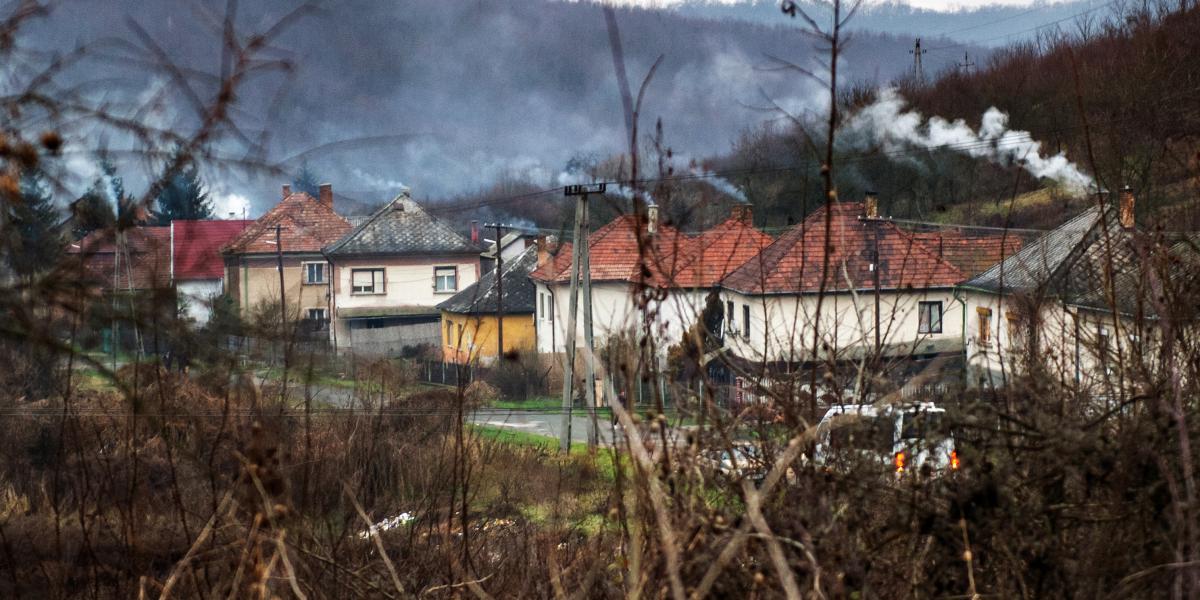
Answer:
top-left (961, 206), bottom-right (1101, 295)
top-left (437, 245), bottom-right (537, 315)
top-left (324, 191), bottom-right (480, 257)
top-left (962, 204), bottom-right (1200, 318)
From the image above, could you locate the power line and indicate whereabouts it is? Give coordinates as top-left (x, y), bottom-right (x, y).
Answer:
top-left (926, 0), bottom-right (1122, 51)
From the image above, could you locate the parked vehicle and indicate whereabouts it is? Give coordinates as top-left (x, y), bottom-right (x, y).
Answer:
top-left (814, 402), bottom-right (959, 476)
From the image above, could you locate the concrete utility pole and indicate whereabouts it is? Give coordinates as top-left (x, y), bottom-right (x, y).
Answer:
top-left (910, 38), bottom-right (927, 82)
top-left (580, 199), bottom-right (599, 449)
top-left (560, 183), bottom-right (604, 452)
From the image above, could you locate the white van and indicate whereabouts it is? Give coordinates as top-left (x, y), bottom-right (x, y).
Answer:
top-left (814, 402), bottom-right (959, 475)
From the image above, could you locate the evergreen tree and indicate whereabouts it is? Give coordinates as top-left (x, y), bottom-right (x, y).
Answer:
top-left (292, 161), bottom-right (321, 198)
top-left (70, 161), bottom-right (123, 239)
top-left (8, 170), bottom-right (63, 278)
top-left (153, 154), bottom-right (212, 224)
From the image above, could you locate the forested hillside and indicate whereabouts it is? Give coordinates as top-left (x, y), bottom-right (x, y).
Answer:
top-left (713, 2), bottom-right (1200, 230)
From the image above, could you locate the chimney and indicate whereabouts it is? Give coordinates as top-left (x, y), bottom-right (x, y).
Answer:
top-left (730, 204), bottom-right (753, 224)
top-left (470, 220), bottom-right (480, 244)
top-left (1119, 185), bottom-right (1135, 229)
top-left (864, 191), bottom-right (879, 219)
top-left (318, 183), bottom-right (333, 210)
top-left (282, 184), bottom-right (291, 199)
top-left (536, 235), bottom-right (554, 268)
top-left (647, 204), bottom-right (659, 235)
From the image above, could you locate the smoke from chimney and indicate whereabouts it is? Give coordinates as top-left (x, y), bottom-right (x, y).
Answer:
top-left (847, 88), bottom-right (1094, 194)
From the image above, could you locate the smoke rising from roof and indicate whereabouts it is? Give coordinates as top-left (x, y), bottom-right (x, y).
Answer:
top-left (845, 88), bottom-right (1094, 193)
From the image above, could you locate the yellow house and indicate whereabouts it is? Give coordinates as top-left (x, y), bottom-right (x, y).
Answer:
top-left (222, 184), bottom-right (351, 327)
top-left (437, 245), bottom-right (537, 364)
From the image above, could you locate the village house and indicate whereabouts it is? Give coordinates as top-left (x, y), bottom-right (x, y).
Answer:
top-left (718, 198), bottom-right (966, 367)
top-left (438, 245), bottom-right (537, 364)
top-left (323, 190), bottom-right (481, 355)
top-left (221, 184), bottom-right (351, 330)
top-left (530, 205), bottom-right (772, 355)
top-left (170, 219), bottom-right (251, 323)
top-left (957, 188), bottom-right (1199, 394)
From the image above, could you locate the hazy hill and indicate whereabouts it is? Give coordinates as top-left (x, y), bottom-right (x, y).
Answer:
top-left (20, 0), bottom-right (984, 215)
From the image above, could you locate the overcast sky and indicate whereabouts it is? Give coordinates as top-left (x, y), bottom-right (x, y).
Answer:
top-left (611, 0), bottom-right (1074, 13)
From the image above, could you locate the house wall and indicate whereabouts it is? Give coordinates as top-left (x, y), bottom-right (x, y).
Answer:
top-left (962, 289), bottom-right (1145, 393)
top-left (329, 254), bottom-right (480, 352)
top-left (177, 279), bottom-right (221, 324)
top-left (226, 254), bottom-right (331, 320)
top-left (440, 312), bottom-right (536, 364)
top-left (534, 281), bottom-right (709, 354)
top-left (331, 255), bottom-right (480, 312)
top-left (340, 318), bottom-right (440, 356)
top-left (721, 288), bottom-right (964, 363)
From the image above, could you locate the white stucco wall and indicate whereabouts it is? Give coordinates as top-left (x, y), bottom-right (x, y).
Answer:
top-left (534, 281), bottom-right (710, 354)
top-left (332, 255), bottom-right (480, 312)
top-left (720, 288), bottom-right (964, 363)
top-left (962, 289), bottom-right (1145, 393)
top-left (177, 279), bottom-right (222, 324)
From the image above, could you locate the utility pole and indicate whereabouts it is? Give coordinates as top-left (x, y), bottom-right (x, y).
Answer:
top-left (957, 51), bottom-right (975, 75)
top-left (580, 198), bottom-right (599, 449)
top-left (560, 183), bottom-right (604, 452)
top-left (910, 38), bottom-right (927, 83)
top-left (489, 223), bottom-right (505, 361)
top-left (276, 224), bottom-right (286, 322)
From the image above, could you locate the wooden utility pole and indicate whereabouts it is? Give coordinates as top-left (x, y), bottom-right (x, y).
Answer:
top-left (560, 183), bottom-right (604, 452)
top-left (491, 223), bottom-right (505, 360)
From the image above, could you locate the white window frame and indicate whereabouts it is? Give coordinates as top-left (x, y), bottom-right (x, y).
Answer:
top-left (302, 261), bottom-right (326, 285)
top-left (434, 266), bottom-right (458, 293)
top-left (306, 307), bottom-right (327, 321)
top-left (918, 301), bottom-right (943, 334)
top-left (351, 268), bottom-right (385, 295)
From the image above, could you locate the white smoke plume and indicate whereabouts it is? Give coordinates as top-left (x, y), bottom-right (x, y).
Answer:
top-left (688, 166), bottom-right (748, 204)
top-left (846, 88), bottom-right (1094, 193)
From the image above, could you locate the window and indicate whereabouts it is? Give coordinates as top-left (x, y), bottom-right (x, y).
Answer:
top-left (742, 304), bottom-right (751, 339)
top-left (446, 320), bottom-right (453, 344)
top-left (1006, 311), bottom-right (1024, 348)
top-left (977, 307), bottom-right (992, 345)
top-left (1097, 325), bottom-right (1110, 366)
top-left (434, 266), bottom-right (458, 293)
top-left (306, 308), bottom-right (327, 321)
top-left (351, 268), bottom-right (385, 294)
top-left (918, 301), bottom-right (943, 334)
top-left (725, 300), bottom-right (737, 335)
top-left (303, 262), bottom-right (326, 284)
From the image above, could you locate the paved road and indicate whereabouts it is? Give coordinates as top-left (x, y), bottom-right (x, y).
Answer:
top-left (471, 409), bottom-right (620, 446)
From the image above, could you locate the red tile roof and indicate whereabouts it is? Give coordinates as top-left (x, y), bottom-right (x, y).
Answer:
top-left (222, 192), bottom-right (351, 255)
top-left (172, 220), bottom-right (251, 280)
top-left (68, 227), bottom-right (172, 290)
top-left (907, 230), bottom-right (1025, 278)
top-left (530, 240), bottom-right (573, 281)
top-left (530, 212), bottom-right (775, 289)
top-left (722, 202), bottom-right (964, 294)
top-left (679, 216), bottom-right (775, 287)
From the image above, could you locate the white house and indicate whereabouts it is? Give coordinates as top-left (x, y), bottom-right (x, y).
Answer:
top-left (718, 200), bottom-right (967, 368)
